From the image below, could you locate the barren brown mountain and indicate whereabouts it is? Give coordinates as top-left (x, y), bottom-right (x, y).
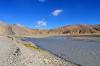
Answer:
top-left (0, 21), bottom-right (15, 35)
top-left (49, 24), bottom-right (100, 34)
top-left (0, 21), bottom-right (100, 35)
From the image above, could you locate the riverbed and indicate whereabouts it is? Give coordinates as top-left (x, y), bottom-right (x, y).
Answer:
top-left (22, 36), bottom-right (100, 66)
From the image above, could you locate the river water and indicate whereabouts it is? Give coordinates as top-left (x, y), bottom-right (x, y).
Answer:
top-left (23, 36), bottom-right (100, 66)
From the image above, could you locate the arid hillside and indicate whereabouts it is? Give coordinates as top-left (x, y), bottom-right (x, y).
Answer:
top-left (0, 21), bottom-right (15, 35)
top-left (49, 24), bottom-right (100, 34)
top-left (0, 21), bottom-right (100, 35)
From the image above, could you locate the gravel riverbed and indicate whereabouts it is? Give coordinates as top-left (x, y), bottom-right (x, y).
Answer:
top-left (0, 36), bottom-right (78, 66)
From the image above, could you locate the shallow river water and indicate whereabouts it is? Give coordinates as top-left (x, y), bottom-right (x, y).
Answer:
top-left (23, 36), bottom-right (100, 66)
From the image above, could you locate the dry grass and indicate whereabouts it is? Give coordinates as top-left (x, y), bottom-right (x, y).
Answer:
top-left (24, 43), bottom-right (49, 54)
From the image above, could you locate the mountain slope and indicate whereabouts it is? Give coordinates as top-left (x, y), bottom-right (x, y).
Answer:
top-left (0, 21), bottom-right (100, 35)
top-left (10, 24), bottom-right (33, 35)
top-left (0, 21), bottom-right (13, 35)
top-left (49, 24), bottom-right (100, 34)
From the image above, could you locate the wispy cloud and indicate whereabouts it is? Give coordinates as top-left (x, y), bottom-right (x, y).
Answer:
top-left (38, 0), bottom-right (46, 2)
top-left (35, 20), bottom-right (47, 28)
top-left (52, 9), bottom-right (63, 16)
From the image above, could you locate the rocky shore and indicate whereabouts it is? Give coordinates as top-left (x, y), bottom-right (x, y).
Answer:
top-left (0, 36), bottom-right (79, 66)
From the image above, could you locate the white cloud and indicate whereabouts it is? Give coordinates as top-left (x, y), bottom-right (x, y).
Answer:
top-left (35, 20), bottom-right (47, 28)
top-left (52, 9), bottom-right (63, 16)
top-left (38, 0), bottom-right (46, 2)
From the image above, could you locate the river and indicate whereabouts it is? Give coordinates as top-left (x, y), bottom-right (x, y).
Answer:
top-left (22, 36), bottom-right (100, 66)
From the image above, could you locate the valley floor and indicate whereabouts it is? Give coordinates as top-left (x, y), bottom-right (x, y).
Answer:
top-left (0, 36), bottom-right (78, 66)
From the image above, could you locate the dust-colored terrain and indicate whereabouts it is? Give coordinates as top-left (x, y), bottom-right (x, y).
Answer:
top-left (0, 21), bottom-right (99, 66)
top-left (0, 21), bottom-right (100, 36)
top-left (52, 24), bottom-right (100, 34)
top-left (0, 36), bottom-right (78, 66)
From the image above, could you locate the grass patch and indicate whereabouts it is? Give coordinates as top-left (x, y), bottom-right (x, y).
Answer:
top-left (24, 43), bottom-right (39, 50)
top-left (24, 43), bottom-right (49, 54)
top-left (14, 35), bottom-right (33, 38)
top-left (14, 35), bottom-right (27, 38)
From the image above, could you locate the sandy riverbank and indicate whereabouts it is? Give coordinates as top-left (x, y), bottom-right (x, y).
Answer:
top-left (0, 36), bottom-right (78, 66)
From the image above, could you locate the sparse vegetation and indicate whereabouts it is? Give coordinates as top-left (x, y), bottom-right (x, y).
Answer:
top-left (24, 43), bottom-right (38, 50)
top-left (24, 43), bottom-right (49, 54)
top-left (14, 35), bottom-right (28, 38)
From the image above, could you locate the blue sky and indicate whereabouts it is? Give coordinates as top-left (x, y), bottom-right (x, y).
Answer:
top-left (0, 0), bottom-right (100, 29)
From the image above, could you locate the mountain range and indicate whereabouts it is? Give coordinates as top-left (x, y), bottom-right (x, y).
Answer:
top-left (0, 21), bottom-right (100, 36)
